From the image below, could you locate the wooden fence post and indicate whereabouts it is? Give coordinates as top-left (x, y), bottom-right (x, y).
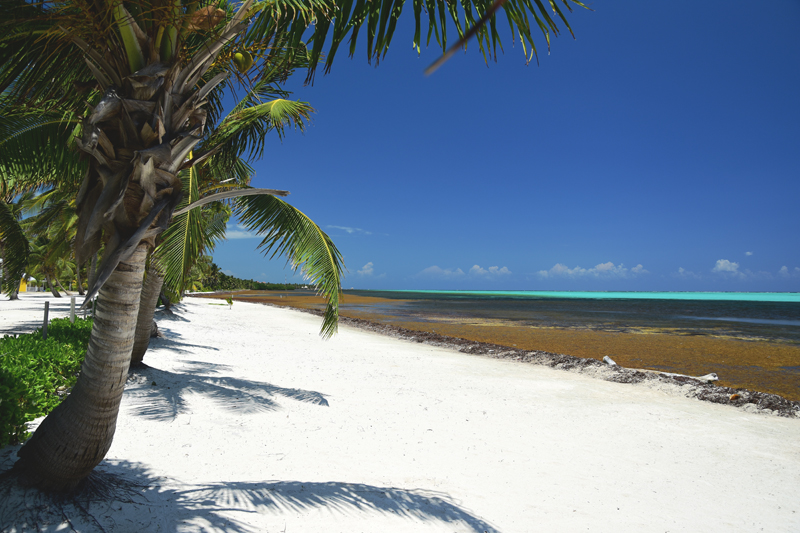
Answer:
top-left (42, 301), bottom-right (49, 340)
top-left (70, 296), bottom-right (76, 323)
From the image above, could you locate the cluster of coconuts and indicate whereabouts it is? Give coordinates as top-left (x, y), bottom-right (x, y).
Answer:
top-left (233, 51), bottom-right (254, 73)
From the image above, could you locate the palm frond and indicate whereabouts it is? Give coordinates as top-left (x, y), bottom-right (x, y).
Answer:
top-left (201, 158), bottom-right (256, 191)
top-left (0, 104), bottom-right (86, 194)
top-left (156, 165), bottom-right (204, 301)
top-left (245, 0), bottom-right (586, 80)
top-left (0, 1), bottom-right (95, 110)
top-left (0, 201), bottom-right (30, 296)
top-left (202, 83), bottom-right (313, 175)
top-left (234, 194), bottom-right (344, 338)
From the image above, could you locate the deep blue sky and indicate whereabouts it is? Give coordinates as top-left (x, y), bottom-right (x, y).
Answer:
top-left (212, 0), bottom-right (800, 292)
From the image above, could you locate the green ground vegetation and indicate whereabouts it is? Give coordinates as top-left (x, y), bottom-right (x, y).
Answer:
top-left (0, 318), bottom-right (92, 446)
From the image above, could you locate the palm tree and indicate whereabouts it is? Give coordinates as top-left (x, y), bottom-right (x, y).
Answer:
top-left (131, 76), bottom-right (341, 365)
top-left (0, 199), bottom-right (30, 299)
top-left (2, 0), bottom-right (582, 491)
top-left (0, 97), bottom-right (85, 298)
top-left (16, 188), bottom-right (84, 296)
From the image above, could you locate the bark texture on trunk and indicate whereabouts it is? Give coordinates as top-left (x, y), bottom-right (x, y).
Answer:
top-left (130, 258), bottom-right (165, 366)
top-left (14, 245), bottom-right (148, 492)
top-left (87, 253), bottom-right (98, 291)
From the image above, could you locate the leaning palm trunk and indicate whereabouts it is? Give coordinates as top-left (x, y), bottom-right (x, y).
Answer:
top-left (130, 257), bottom-right (164, 366)
top-left (14, 245), bottom-right (147, 491)
top-left (6, 0), bottom-right (344, 491)
top-left (44, 273), bottom-right (60, 297)
top-left (55, 277), bottom-right (68, 294)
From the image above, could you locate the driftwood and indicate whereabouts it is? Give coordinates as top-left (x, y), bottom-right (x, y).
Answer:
top-left (603, 356), bottom-right (718, 383)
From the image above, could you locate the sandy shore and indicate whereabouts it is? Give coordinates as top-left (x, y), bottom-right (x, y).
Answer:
top-left (197, 291), bottom-right (800, 400)
top-left (1, 293), bottom-right (800, 532)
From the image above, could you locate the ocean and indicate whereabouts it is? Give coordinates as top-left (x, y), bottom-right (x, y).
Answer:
top-left (344, 290), bottom-right (800, 344)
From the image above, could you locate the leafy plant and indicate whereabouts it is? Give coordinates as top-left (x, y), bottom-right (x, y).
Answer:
top-left (0, 318), bottom-right (92, 446)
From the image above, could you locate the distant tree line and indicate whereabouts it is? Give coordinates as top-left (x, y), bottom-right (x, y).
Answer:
top-left (199, 262), bottom-right (302, 292)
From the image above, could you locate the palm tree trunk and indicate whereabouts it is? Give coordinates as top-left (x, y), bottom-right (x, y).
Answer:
top-left (130, 258), bottom-right (165, 366)
top-left (88, 252), bottom-right (98, 290)
top-left (55, 277), bottom-right (68, 294)
top-left (44, 273), bottom-right (61, 297)
top-left (76, 264), bottom-right (85, 295)
top-left (13, 244), bottom-right (148, 492)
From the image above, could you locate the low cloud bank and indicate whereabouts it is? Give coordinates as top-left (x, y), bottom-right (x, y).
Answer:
top-left (537, 262), bottom-right (648, 279)
top-left (419, 264), bottom-right (511, 279)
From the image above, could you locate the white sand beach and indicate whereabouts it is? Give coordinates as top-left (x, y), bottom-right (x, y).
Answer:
top-left (1, 293), bottom-right (799, 532)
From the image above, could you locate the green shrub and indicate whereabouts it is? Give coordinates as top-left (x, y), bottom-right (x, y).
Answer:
top-left (0, 317), bottom-right (92, 446)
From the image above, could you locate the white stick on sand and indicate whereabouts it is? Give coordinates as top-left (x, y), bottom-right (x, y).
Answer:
top-left (1, 294), bottom-right (799, 532)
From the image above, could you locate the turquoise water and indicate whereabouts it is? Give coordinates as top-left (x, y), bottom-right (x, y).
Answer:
top-left (380, 290), bottom-right (800, 303)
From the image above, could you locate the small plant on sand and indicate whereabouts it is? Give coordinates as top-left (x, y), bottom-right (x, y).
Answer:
top-left (0, 318), bottom-right (92, 446)
top-left (226, 295), bottom-right (233, 309)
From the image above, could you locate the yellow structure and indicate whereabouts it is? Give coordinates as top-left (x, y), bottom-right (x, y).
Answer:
top-left (19, 277), bottom-right (27, 292)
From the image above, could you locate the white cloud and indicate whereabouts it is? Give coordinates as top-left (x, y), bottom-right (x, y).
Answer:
top-left (711, 259), bottom-right (740, 273)
top-left (675, 267), bottom-right (701, 279)
top-left (469, 265), bottom-right (512, 276)
top-left (327, 225), bottom-right (372, 236)
top-left (358, 262), bottom-right (375, 276)
top-left (745, 251), bottom-right (753, 256)
top-left (226, 223), bottom-right (258, 239)
top-left (418, 265), bottom-right (465, 278)
top-left (709, 259), bottom-right (790, 280)
top-left (779, 266), bottom-right (800, 279)
top-left (222, 270), bottom-right (233, 275)
top-left (537, 262), bottom-right (646, 279)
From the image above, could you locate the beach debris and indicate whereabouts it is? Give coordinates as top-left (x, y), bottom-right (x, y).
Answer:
top-left (730, 394), bottom-right (741, 401)
top-left (603, 356), bottom-right (617, 366)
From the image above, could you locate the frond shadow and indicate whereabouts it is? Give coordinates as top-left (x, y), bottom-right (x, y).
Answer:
top-left (146, 328), bottom-right (221, 354)
top-left (126, 361), bottom-right (329, 422)
top-left (0, 319), bottom-right (47, 336)
top-left (0, 457), bottom-right (501, 532)
top-left (154, 304), bottom-right (191, 323)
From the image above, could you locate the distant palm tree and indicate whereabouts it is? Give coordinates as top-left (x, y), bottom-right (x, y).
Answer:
top-left (2, 0), bottom-right (581, 492)
top-left (0, 197), bottom-right (30, 299)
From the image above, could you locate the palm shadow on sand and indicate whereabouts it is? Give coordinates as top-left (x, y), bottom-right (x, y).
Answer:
top-left (0, 458), bottom-right (501, 532)
top-left (145, 326), bottom-right (222, 354)
top-left (126, 360), bottom-right (329, 422)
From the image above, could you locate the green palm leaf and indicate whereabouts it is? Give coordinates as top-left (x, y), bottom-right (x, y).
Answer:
top-left (156, 165), bottom-right (207, 301)
top-left (0, 105), bottom-right (85, 194)
top-left (234, 194), bottom-right (344, 338)
top-left (0, 201), bottom-right (30, 296)
top-left (201, 81), bottom-right (313, 177)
